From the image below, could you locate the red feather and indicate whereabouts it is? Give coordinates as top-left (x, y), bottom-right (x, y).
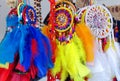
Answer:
top-left (31, 39), bottom-right (38, 56)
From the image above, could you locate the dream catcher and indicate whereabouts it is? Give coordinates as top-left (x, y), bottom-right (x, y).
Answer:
top-left (17, 1), bottom-right (53, 78)
top-left (46, 1), bottom-right (92, 81)
top-left (77, 4), bottom-right (120, 81)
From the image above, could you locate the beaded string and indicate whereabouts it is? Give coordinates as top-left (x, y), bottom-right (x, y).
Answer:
top-left (47, 0), bottom-right (56, 81)
top-left (34, 0), bottom-right (42, 27)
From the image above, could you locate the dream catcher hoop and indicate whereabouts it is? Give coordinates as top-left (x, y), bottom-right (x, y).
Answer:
top-left (85, 4), bottom-right (113, 38)
top-left (17, 2), bottom-right (37, 25)
top-left (56, 1), bottom-right (76, 14)
top-left (55, 7), bottom-right (74, 32)
top-left (55, 1), bottom-right (76, 32)
top-left (76, 6), bottom-right (89, 22)
top-left (22, 5), bottom-right (37, 24)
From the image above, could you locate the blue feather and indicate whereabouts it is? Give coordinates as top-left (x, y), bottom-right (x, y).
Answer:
top-left (0, 27), bottom-right (21, 64)
top-left (0, 15), bottom-right (20, 64)
top-left (29, 26), bottom-right (50, 77)
top-left (19, 24), bottom-right (32, 71)
top-left (38, 30), bottom-right (54, 69)
top-left (6, 15), bottom-right (18, 27)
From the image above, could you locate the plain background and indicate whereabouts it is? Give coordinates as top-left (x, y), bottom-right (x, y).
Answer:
top-left (0, 0), bottom-right (120, 81)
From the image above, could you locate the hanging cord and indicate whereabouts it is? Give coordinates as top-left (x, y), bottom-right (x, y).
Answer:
top-left (17, 2), bottom-right (24, 23)
top-left (34, 0), bottom-right (43, 28)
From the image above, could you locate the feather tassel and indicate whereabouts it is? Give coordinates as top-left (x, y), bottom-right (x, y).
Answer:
top-left (52, 34), bottom-right (90, 81)
top-left (19, 25), bottom-right (32, 71)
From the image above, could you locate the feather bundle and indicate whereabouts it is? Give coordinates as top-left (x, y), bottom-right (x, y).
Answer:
top-left (52, 34), bottom-right (90, 81)
top-left (29, 26), bottom-right (53, 78)
top-left (105, 39), bottom-right (120, 81)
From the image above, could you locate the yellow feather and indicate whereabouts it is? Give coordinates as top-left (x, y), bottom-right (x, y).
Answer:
top-left (0, 62), bottom-right (9, 69)
top-left (52, 45), bottom-right (63, 76)
top-left (52, 34), bottom-right (90, 81)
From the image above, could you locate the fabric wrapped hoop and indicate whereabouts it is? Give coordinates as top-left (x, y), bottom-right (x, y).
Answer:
top-left (85, 4), bottom-right (113, 38)
top-left (55, 7), bottom-right (74, 32)
top-left (22, 5), bottom-right (37, 25)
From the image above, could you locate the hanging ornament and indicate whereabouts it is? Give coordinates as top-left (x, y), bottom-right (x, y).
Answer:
top-left (85, 4), bottom-right (113, 38)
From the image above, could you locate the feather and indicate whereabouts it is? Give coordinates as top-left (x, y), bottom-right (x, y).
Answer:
top-left (51, 44), bottom-right (62, 76)
top-left (63, 41), bottom-right (90, 81)
top-left (41, 25), bottom-right (50, 37)
top-left (29, 26), bottom-right (51, 78)
top-left (52, 34), bottom-right (90, 81)
top-left (88, 48), bottom-right (113, 81)
top-left (38, 30), bottom-right (54, 69)
top-left (0, 27), bottom-right (20, 64)
top-left (0, 11), bottom-right (19, 65)
top-left (19, 24), bottom-right (32, 71)
top-left (42, 25), bottom-right (57, 60)
top-left (6, 15), bottom-right (18, 27)
top-left (0, 62), bottom-right (9, 69)
top-left (0, 62), bottom-right (16, 81)
top-left (75, 23), bottom-right (95, 64)
top-left (105, 40), bottom-right (120, 81)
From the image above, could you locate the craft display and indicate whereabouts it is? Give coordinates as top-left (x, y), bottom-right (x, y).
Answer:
top-left (0, 0), bottom-right (120, 81)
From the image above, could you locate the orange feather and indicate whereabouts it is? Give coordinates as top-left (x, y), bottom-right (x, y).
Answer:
top-left (75, 23), bottom-right (95, 64)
